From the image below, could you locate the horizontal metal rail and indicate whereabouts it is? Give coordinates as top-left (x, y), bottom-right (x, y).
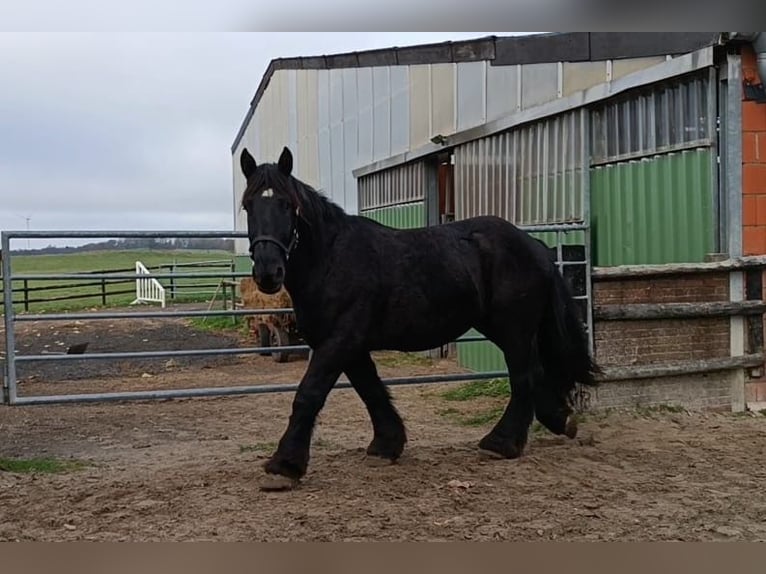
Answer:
top-left (15, 345), bottom-right (312, 362)
top-left (2, 230), bottom-right (247, 239)
top-left (13, 336), bottom-right (490, 364)
top-left (14, 308), bottom-right (294, 321)
top-left (11, 272), bottom-right (250, 281)
top-left (13, 371), bottom-right (509, 406)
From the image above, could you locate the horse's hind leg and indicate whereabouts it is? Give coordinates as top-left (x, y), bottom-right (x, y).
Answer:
top-left (533, 379), bottom-right (578, 438)
top-left (344, 353), bottom-right (407, 462)
top-left (477, 338), bottom-right (539, 459)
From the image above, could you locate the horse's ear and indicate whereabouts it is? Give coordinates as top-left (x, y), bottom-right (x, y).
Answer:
top-left (240, 148), bottom-right (257, 179)
top-left (277, 147), bottom-right (293, 177)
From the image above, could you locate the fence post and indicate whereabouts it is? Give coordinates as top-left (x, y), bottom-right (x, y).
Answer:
top-left (23, 279), bottom-right (29, 312)
top-left (171, 261), bottom-right (177, 300)
top-left (101, 278), bottom-right (107, 306)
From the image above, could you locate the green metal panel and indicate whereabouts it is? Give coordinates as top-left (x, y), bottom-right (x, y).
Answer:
top-left (591, 148), bottom-right (714, 266)
top-left (360, 202), bottom-right (426, 229)
top-left (529, 229), bottom-right (586, 248)
top-left (457, 329), bottom-right (507, 373)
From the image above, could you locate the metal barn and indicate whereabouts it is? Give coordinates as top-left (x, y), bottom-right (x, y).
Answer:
top-left (231, 32), bottom-right (766, 412)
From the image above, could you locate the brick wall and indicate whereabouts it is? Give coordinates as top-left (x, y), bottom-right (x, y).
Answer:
top-left (595, 318), bottom-right (730, 367)
top-left (591, 373), bottom-right (734, 411)
top-left (591, 273), bottom-right (733, 410)
top-left (741, 45), bottom-right (766, 255)
top-left (741, 44), bottom-right (766, 406)
top-left (593, 273), bottom-right (730, 368)
top-left (593, 274), bottom-right (729, 305)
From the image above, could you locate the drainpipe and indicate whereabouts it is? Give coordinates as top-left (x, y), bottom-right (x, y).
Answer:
top-left (730, 32), bottom-right (766, 85)
top-left (755, 33), bottom-right (766, 86)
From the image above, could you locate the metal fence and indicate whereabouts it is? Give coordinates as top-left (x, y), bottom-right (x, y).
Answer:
top-left (0, 258), bottom-right (238, 313)
top-left (0, 264), bottom-right (137, 312)
top-left (1, 230), bottom-right (509, 407)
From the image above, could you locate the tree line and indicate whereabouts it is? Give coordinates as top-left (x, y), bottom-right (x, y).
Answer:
top-left (9, 238), bottom-right (236, 255)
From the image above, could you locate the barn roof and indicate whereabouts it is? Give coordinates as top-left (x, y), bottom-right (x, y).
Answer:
top-left (232, 32), bottom-right (722, 152)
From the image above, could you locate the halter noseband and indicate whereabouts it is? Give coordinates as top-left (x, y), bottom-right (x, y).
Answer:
top-left (249, 226), bottom-right (299, 260)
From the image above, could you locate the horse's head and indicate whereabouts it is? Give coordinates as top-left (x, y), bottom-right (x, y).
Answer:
top-left (240, 146), bottom-right (301, 295)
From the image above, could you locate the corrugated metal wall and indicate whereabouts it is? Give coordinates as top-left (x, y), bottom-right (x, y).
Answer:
top-left (358, 161), bottom-right (427, 229)
top-left (589, 71), bottom-right (716, 266)
top-left (360, 203), bottom-right (426, 229)
top-left (452, 109), bottom-right (589, 373)
top-left (454, 109), bottom-right (587, 226)
top-left (358, 161), bottom-right (426, 210)
top-left (591, 149), bottom-right (714, 265)
top-left (234, 54), bottom-right (666, 237)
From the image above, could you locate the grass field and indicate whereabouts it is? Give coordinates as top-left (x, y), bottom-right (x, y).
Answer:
top-left (1, 250), bottom-right (251, 313)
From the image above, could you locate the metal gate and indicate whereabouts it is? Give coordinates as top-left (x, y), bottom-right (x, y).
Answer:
top-left (1, 230), bottom-right (510, 406)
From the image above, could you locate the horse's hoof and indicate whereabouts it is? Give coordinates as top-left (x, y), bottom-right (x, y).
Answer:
top-left (259, 474), bottom-right (300, 492)
top-left (364, 455), bottom-right (395, 468)
top-left (564, 416), bottom-right (578, 439)
top-left (478, 434), bottom-right (523, 459)
top-left (478, 448), bottom-right (507, 460)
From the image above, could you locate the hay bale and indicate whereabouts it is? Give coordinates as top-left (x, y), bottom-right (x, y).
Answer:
top-left (239, 277), bottom-right (292, 309)
top-left (239, 277), bottom-right (293, 335)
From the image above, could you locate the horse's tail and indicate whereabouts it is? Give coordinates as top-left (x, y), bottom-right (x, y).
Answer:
top-left (537, 263), bottom-right (600, 407)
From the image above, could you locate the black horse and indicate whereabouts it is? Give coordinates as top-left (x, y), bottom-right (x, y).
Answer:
top-left (240, 147), bottom-right (599, 490)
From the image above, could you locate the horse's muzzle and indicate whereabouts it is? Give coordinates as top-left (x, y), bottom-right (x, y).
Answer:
top-left (253, 267), bottom-right (284, 295)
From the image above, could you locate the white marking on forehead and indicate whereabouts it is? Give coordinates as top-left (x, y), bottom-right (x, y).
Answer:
top-left (261, 189), bottom-right (274, 198)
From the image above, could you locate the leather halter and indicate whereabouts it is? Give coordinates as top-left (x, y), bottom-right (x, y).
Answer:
top-left (249, 227), bottom-right (299, 260)
top-left (247, 185), bottom-right (301, 260)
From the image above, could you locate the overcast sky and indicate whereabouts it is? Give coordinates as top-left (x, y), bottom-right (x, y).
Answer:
top-left (0, 32), bottom-right (520, 249)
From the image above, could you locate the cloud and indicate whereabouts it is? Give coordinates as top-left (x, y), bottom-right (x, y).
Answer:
top-left (0, 32), bottom-right (512, 246)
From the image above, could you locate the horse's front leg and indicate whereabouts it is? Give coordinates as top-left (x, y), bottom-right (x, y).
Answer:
top-left (260, 345), bottom-right (343, 490)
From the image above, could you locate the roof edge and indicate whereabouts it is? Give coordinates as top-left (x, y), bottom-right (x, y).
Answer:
top-left (231, 32), bottom-right (722, 153)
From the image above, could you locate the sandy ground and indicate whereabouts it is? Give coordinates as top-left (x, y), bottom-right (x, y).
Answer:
top-left (2, 312), bottom-right (766, 541)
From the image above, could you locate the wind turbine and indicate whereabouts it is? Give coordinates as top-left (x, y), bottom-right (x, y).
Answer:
top-left (15, 214), bottom-right (32, 250)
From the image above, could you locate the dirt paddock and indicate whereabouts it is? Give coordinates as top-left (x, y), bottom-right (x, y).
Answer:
top-left (2, 313), bottom-right (766, 541)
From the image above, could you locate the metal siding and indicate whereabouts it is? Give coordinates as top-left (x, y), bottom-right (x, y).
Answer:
top-left (357, 67), bottom-right (374, 168)
top-left (301, 69), bottom-right (320, 187)
top-left (358, 162), bottom-right (426, 210)
top-left (589, 70), bottom-right (715, 266)
top-left (287, 69), bottom-right (298, 165)
top-left (409, 65), bottom-right (431, 149)
top-left (591, 72), bottom-right (711, 165)
top-left (520, 63), bottom-right (559, 109)
top-left (372, 67), bottom-right (391, 161)
top-left (258, 83), bottom-right (271, 162)
top-left (591, 149), bottom-right (714, 266)
top-left (360, 202), bottom-right (425, 229)
top-left (342, 69), bottom-right (359, 213)
top-left (457, 330), bottom-right (507, 373)
top-left (430, 63), bottom-right (455, 139)
top-left (562, 61), bottom-right (607, 97)
top-left (317, 70), bottom-right (332, 195)
top-left (243, 106), bottom-right (260, 161)
top-left (486, 64), bottom-right (519, 122)
top-left (390, 66), bottom-right (410, 156)
top-left (330, 120), bottom-right (345, 207)
top-left (329, 69), bottom-right (345, 205)
top-left (330, 69), bottom-right (344, 126)
top-left (296, 71), bottom-right (309, 181)
top-left (457, 61), bottom-right (487, 131)
top-left (454, 109), bottom-right (586, 225)
top-left (274, 71), bottom-right (290, 160)
top-left (611, 56), bottom-right (666, 80)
